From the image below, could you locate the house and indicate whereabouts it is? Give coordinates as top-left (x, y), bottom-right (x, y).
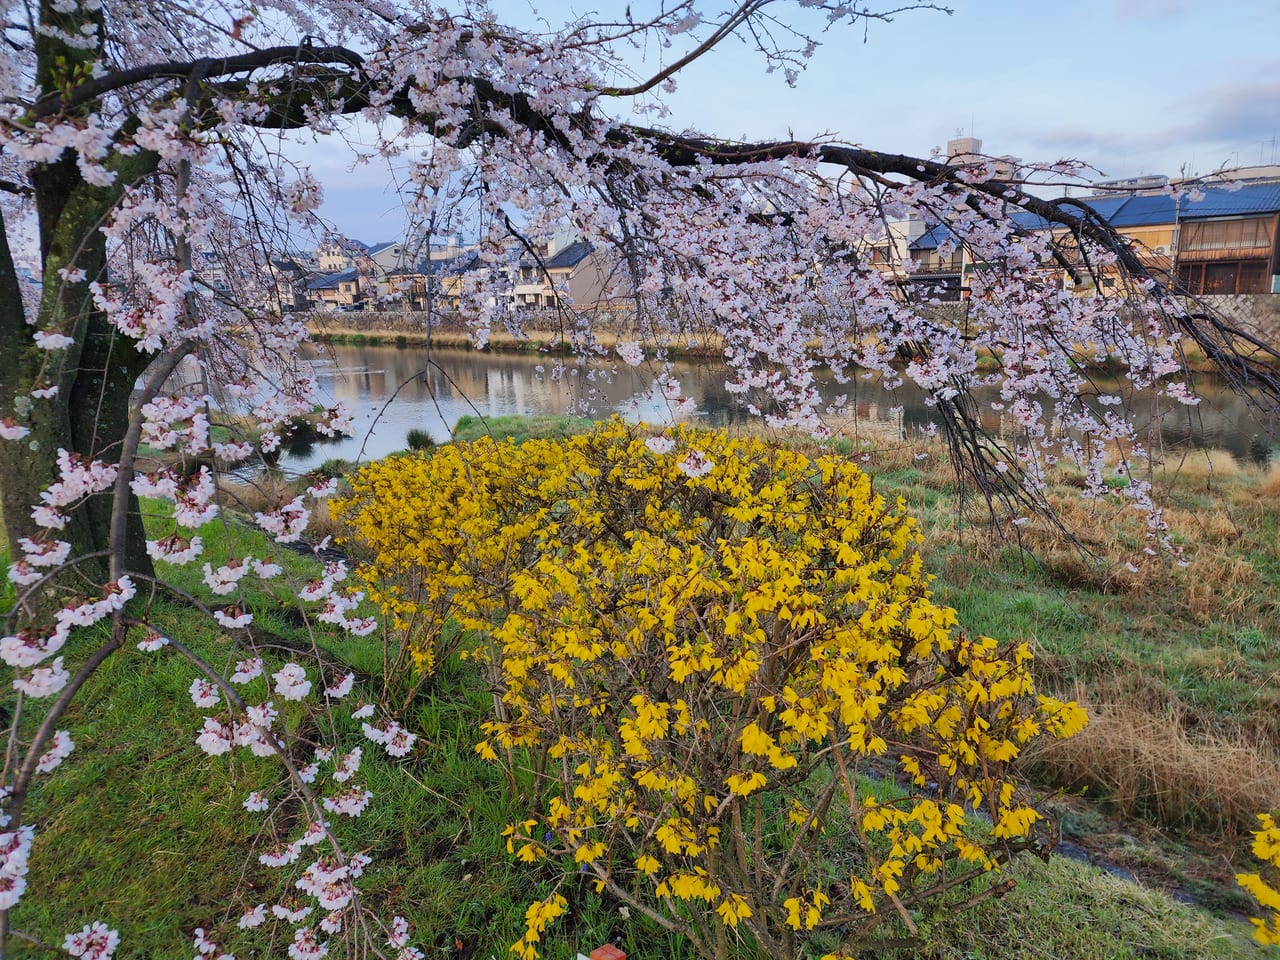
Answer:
top-left (1169, 185), bottom-right (1280, 295)
top-left (267, 256), bottom-right (314, 312)
top-left (876, 179), bottom-right (1280, 300)
top-left (384, 254), bottom-right (478, 311)
top-left (512, 237), bottom-right (618, 311)
top-left (1056, 183), bottom-right (1280, 295)
top-left (316, 238), bottom-right (357, 272)
top-left (907, 224), bottom-right (965, 301)
top-left (304, 267), bottom-right (360, 309)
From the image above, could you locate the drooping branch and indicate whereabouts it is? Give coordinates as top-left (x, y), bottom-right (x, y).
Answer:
top-left (25, 44), bottom-right (366, 120)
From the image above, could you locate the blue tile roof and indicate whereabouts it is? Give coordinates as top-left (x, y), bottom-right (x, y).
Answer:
top-left (1075, 182), bottom-right (1280, 225)
top-left (901, 182), bottom-right (1280, 253)
top-left (1178, 183), bottom-right (1280, 217)
top-left (910, 224), bottom-right (952, 250)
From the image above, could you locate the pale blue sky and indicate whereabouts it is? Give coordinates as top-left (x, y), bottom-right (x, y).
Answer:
top-left (305, 0), bottom-right (1280, 241)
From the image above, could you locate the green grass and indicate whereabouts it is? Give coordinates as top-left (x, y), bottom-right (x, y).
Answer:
top-left (893, 855), bottom-right (1266, 960)
top-left (1, 511), bottom-right (695, 959)
top-left (405, 427), bottom-right (435, 452)
top-left (450, 413), bottom-right (594, 444)
top-left (3, 434), bottom-right (1278, 959)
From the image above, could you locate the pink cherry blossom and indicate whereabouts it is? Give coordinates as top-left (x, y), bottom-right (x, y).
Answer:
top-left (286, 927), bottom-right (328, 960)
top-left (195, 718), bottom-right (233, 756)
top-left (308, 478), bottom-right (339, 499)
top-left (332, 747), bottom-right (362, 782)
top-left (136, 631), bottom-right (170, 652)
top-left (214, 607), bottom-right (253, 629)
top-left (13, 657), bottom-right (70, 698)
top-left (323, 672), bottom-right (354, 699)
top-left (322, 785), bottom-right (372, 817)
top-left (203, 557), bottom-right (250, 595)
top-left (616, 340), bottom-right (644, 366)
top-left (273, 901), bottom-right (313, 923)
top-left (676, 449), bottom-right (714, 479)
top-left (230, 657), bottom-right (263, 683)
top-left (259, 844), bottom-right (301, 868)
top-left (146, 533), bottom-right (203, 565)
top-left (35, 730), bottom-right (74, 773)
top-left (1, 628), bottom-right (66, 668)
top-left (252, 558), bottom-right (283, 579)
top-left (0, 419), bottom-right (29, 441)
top-left (388, 916), bottom-right (411, 949)
top-left (62, 922), bottom-right (119, 960)
top-left (193, 927), bottom-right (218, 955)
top-left (189, 678), bottom-right (221, 708)
top-left (7, 559), bottom-right (42, 586)
top-left (33, 330), bottom-right (75, 350)
top-left (0, 826), bottom-right (35, 908)
top-left (273, 663), bottom-right (311, 700)
top-left (319, 911), bottom-right (343, 934)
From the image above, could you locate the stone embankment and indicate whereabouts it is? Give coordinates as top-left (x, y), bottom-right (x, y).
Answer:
top-left (1199, 294), bottom-right (1280, 348)
top-left (303, 294), bottom-right (1280, 356)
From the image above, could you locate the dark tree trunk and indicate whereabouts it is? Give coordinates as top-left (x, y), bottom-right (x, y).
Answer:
top-left (68, 307), bottom-right (157, 577)
top-left (1, 150), bottom-right (160, 612)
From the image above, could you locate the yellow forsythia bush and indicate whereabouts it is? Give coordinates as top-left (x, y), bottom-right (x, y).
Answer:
top-left (1238, 813), bottom-right (1280, 947)
top-left (338, 419), bottom-right (1087, 960)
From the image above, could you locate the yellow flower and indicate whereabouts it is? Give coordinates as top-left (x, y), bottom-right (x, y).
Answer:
top-left (343, 420), bottom-right (1088, 956)
top-left (725, 771), bottom-right (768, 796)
top-left (635, 854), bottom-right (661, 875)
top-left (715, 893), bottom-right (752, 927)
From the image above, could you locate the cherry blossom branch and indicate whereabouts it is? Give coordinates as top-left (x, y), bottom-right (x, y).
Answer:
top-left (26, 45), bottom-right (365, 120)
top-left (156, 631), bottom-right (345, 858)
top-left (599, 1), bottom-right (770, 98)
top-left (108, 341), bottom-right (197, 582)
top-left (6, 633), bottom-right (122, 827)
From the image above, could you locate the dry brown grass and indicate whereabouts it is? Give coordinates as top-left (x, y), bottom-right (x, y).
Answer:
top-left (217, 475), bottom-right (354, 548)
top-left (1259, 461), bottom-right (1280, 499)
top-left (1179, 551), bottom-right (1259, 624)
top-left (307, 499), bottom-right (351, 546)
top-left (1163, 505), bottom-right (1241, 544)
top-left (1156, 446), bottom-right (1245, 485)
top-left (1027, 689), bottom-right (1280, 839)
top-left (217, 474), bottom-right (294, 516)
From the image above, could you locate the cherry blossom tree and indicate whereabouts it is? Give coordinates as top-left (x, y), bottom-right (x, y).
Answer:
top-left (3, 0), bottom-right (1280, 955)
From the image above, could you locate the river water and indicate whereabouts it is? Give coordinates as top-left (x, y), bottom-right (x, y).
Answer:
top-left (277, 342), bottom-right (1279, 473)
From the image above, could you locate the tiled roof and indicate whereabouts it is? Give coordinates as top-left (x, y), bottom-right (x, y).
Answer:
top-left (1073, 182), bottom-right (1280, 225)
top-left (304, 268), bottom-right (357, 290)
top-left (543, 240), bottom-right (592, 270)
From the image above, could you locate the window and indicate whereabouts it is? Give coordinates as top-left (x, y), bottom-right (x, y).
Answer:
top-left (1203, 263), bottom-right (1237, 293)
top-left (1177, 260), bottom-right (1270, 295)
top-left (1179, 217), bottom-right (1273, 255)
top-left (1239, 261), bottom-right (1268, 293)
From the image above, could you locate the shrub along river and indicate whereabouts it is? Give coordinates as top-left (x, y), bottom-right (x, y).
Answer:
top-left (275, 342), bottom-right (1279, 473)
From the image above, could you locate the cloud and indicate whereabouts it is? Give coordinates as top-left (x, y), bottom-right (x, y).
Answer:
top-left (1023, 63), bottom-right (1280, 175)
top-left (1170, 74), bottom-right (1280, 147)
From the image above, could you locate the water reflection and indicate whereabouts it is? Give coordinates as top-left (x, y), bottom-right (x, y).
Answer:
top-left (279, 342), bottom-right (1279, 473)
